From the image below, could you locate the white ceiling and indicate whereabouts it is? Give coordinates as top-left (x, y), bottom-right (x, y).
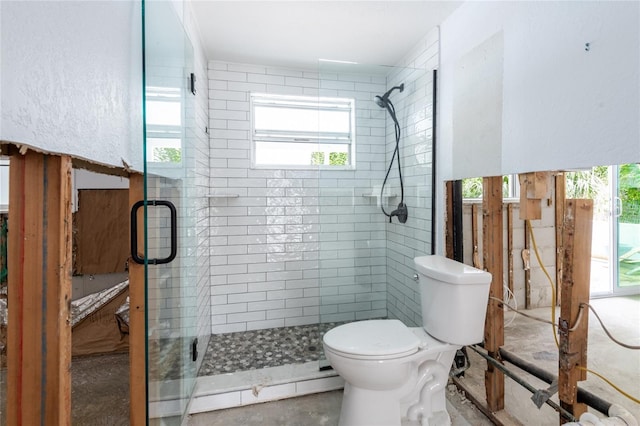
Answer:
top-left (191, 1), bottom-right (462, 69)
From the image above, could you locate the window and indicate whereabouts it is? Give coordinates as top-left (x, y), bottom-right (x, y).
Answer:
top-left (146, 86), bottom-right (182, 163)
top-left (251, 93), bottom-right (355, 168)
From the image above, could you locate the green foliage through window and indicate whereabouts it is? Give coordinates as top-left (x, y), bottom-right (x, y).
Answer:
top-left (329, 152), bottom-right (347, 166)
top-left (462, 176), bottom-right (514, 199)
top-left (311, 152), bottom-right (325, 165)
top-left (310, 152), bottom-right (348, 166)
top-left (618, 163), bottom-right (640, 224)
top-left (154, 147), bottom-right (182, 163)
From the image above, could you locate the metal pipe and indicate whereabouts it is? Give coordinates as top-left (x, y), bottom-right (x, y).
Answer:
top-left (498, 348), bottom-right (612, 416)
top-left (467, 345), bottom-right (576, 422)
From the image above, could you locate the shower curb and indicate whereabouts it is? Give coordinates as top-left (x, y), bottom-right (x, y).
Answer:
top-left (187, 362), bottom-right (344, 415)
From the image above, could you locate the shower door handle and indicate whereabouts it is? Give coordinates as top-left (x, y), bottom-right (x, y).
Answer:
top-left (130, 200), bottom-right (178, 265)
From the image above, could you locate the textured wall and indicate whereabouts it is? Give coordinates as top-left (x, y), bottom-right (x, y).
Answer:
top-left (0, 1), bottom-right (143, 170)
top-left (439, 1), bottom-right (640, 181)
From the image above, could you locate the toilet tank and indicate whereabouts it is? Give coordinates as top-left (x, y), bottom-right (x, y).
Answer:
top-left (414, 255), bottom-right (491, 345)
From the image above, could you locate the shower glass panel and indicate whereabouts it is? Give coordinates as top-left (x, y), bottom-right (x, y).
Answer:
top-left (144, 2), bottom-right (198, 424)
top-left (316, 61), bottom-right (434, 339)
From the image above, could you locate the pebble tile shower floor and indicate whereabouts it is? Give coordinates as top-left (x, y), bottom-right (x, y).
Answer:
top-left (198, 322), bottom-right (344, 376)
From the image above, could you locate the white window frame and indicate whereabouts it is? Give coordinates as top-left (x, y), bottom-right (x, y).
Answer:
top-left (250, 93), bottom-right (356, 170)
top-left (145, 85), bottom-right (183, 166)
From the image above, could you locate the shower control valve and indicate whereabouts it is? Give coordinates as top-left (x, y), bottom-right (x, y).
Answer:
top-left (389, 202), bottom-right (408, 224)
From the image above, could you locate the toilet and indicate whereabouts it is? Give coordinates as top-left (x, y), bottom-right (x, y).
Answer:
top-left (322, 255), bottom-right (491, 426)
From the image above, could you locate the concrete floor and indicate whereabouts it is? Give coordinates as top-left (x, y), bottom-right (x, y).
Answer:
top-left (189, 295), bottom-right (639, 426)
top-left (72, 352), bottom-right (129, 426)
top-left (3, 295), bottom-right (635, 425)
top-left (187, 385), bottom-right (494, 426)
top-left (458, 295), bottom-right (640, 425)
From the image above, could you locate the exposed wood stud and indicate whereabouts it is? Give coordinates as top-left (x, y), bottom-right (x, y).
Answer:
top-left (555, 173), bottom-right (566, 306)
top-left (482, 176), bottom-right (505, 412)
top-left (452, 180), bottom-right (464, 261)
top-left (507, 203), bottom-right (514, 294)
top-left (519, 172), bottom-right (551, 220)
top-left (471, 204), bottom-right (480, 268)
top-left (445, 181), bottom-right (455, 260)
top-left (7, 152), bottom-right (72, 425)
top-left (129, 173), bottom-right (146, 426)
top-left (523, 220), bottom-right (531, 309)
top-left (559, 199), bottom-right (593, 423)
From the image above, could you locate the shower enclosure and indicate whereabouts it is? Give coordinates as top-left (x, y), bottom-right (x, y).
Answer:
top-left (197, 59), bottom-right (436, 398)
top-left (143, 1), bottom-right (201, 424)
top-left (144, 4), bottom-right (439, 420)
top-left (316, 61), bottom-right (435, 329)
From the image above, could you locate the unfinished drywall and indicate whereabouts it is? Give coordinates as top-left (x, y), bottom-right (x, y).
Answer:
top-left (439, 1), bottom-right (640, 180)
top-left (0, 1), bottom-right (143, 171)
top-left (435, 1), bottom-right (640, 253)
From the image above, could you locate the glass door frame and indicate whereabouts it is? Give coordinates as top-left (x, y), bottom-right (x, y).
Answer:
top-left (590, 165), bottom-right (640, 298)
top-left (612, 164), bottom-right (640, 296)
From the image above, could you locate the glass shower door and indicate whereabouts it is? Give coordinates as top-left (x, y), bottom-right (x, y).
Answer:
top-left (144, 1), bottom-right (198, 424)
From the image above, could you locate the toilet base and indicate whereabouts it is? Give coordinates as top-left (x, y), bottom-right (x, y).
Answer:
top-left (339, 383), bottom-right (404, 426)
top-left (334, 347), bottom-right (458, 426)
top-left (338, 383), bottom-right (453, 426)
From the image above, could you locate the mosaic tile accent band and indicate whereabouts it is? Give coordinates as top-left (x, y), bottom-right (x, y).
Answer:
top-left (198, 322), bottom-right (344, 376)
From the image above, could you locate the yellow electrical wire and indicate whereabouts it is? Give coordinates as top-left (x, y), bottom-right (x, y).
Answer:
top-left (526, 219), bottom-right (559, 348)
top-left (526, 220), bottom-right (640, 405)
top-left (577, 366), bottom-right (640, 405)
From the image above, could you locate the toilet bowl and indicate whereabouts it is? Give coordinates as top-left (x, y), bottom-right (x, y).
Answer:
top-left (323, 319), bottom-right (458, 426)
top-left (322, 255), bottom-right (492, 426)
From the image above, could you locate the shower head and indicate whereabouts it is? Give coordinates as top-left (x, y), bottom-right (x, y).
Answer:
top-left (374, 83), bottom-right (404, 108)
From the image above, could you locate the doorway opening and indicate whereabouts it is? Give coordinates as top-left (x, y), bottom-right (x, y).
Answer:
top-left (566, 164), bottom-right (640, 297)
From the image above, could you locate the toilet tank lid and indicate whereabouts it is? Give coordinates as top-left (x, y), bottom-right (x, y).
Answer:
top-left (414, 255), bottom-right (492, 285)
top-left (323, 319), bottom-right (420, 357)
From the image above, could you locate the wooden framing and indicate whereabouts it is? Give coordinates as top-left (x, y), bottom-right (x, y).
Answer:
top-left (445, 174), bottom-right (602, 424)
top-left (129, 173), bottom-right (146, 426)
top-left (7, 151), bottom-right (73, 425)
top-left (524, 220), bottom-right (531, 309)
top-left (445, 181), bottom-right (455, 259)
top-left (555, 173), bottom-right (566, 305)
top-left (471, 204), bottom-right (480, 268)
top-left (558, 199), bottom-right (593, 422)
top-left (482, 176), bottom-right (505, 412)
top-left (519, 172), bottom-right (551, 220)
top-left (507, 204), bottom-right (514, 294)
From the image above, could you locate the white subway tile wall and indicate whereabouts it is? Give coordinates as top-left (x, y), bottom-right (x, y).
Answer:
top-left (208, 27), bottom-right (439, 333)
top-left (208, 61), bottom-right (389, 333)
top-left (385, 28), bottom-right (439, 327)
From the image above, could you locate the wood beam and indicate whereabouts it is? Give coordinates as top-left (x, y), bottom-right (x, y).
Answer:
top-left (129, 173), bottom-right (146, 426)
top-left (471, 204), bottom-right (480, 268)
top-left (7, 151), bottom-right (72, 425)
top-left (558, 199), bottom-right (593, 423)
top-left (555, 173), bottom-right (566, 306)
top-left (524, 221), bottom-right (531, 309)
top-left (519, 172), bottom-right (551, 220)
top-left (507, 203), bottom-right (514, 294)
top-left (482, 176), bottom-right (504, 412)
top-left (445, 181), bottom-right (455, 259)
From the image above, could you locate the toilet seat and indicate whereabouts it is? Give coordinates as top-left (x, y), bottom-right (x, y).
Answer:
top-left (323, 319), bottom-right (421, 360)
